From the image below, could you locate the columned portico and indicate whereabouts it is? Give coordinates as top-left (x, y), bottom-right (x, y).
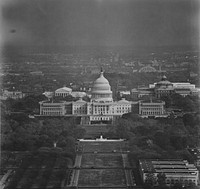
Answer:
top-left (39, 69), bottom-right (133, 123)
top-left (90, 115), bottom-right (113, 124)
top-left (91, 103), bottom-right (111, 115)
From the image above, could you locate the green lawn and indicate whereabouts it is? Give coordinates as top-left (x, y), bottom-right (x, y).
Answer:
top-left (81, 153), bottom-right (123, 168)
top-left (78, 169), bottom-right (126, 187)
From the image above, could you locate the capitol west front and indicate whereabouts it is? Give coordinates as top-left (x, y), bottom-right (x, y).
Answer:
top-left (39, 70), bottom-right (132, 124)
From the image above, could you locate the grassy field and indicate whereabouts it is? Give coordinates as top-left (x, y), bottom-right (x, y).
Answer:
top-left (78, 169), bottom-right (126, 187)
top-left (81, 153), bottom-right (123, 168)
top-left (77, 140), bottom-right (128, 187)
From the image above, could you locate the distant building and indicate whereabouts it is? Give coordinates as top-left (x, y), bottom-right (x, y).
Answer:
top-left (190, 72), bottom-right (198, 78)
top-left (154, 75), bottom-right (174, 98)
top-left (71, 91), bottom-right (87, 98)
top-left (39, 101), bottom-right (67, 116)
top-left (149, 81), bottom-right (196, 90)
top-left (174, 88), bottom-right (191, 97)
top-left (131, 75), bottom-right (199, 99)
top-left (139, 159), bottom-right (199, 186)
top-left (39, 69), bottom-right (133, 124)
top-left (139, 100), bottom-right (166, 118)
top-left (139, 65), bottom-right (157, 73)
top-left (0, 90), bottom-right (25, 100)
top-left (55, 86), bottom-right (72, 97)
top-left (131, 87), bottom-right (154, 100)
top-left (30, 71), bottom-right (44, 76)
top-left (118, 90), bottom-right (130, 97)
top-left (195, 88), bottom-right (200, 97)
top-left (173, 83), bottom-right (195, 89)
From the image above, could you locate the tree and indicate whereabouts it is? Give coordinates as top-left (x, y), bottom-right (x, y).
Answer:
top-left (154, 131), bottom-right (170, 150)
top-left (122, 113), bottom-right (141, 121)
top-left (41, 118), bottom-right (71, 147)
top-left (115, 119), bottom-right (132, 139)
top-left (2, 115), bottom-right (85, 151)
top-left (182, 96), bottom-right (196, 112)
top-left (171, 94), bottom-right (185, 109)
top-left (170, 135), bottom-right (187, 150)
top-left (172, 182), bottom-right (183, 189)
top-left (187, 182), bottom-right (198, 189)
top-left (144, 172), bottom-right (157, 188)
top-left (160, 95), bottom-right (172, 108)
top-left (157, 172), bottom-right (166, 186)
top-left (183, 114), bottom-right (195, 127)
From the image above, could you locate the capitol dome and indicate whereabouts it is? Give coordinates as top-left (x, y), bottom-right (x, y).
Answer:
top-left (91, 69), bottom-right (113, 102)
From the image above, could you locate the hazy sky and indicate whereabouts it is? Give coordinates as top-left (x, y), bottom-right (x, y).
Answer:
top-left (1, 0), bottom-right (199, 48)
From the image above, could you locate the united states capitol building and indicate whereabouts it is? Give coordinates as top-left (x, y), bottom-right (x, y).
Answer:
top-left (39, 69), bottom-right (133, 124)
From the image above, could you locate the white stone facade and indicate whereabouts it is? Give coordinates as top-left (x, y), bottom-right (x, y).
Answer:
top-left (55, 87), bottom-right (72, 97)
top-left (1, 90), bottom-right (25, 100)
top-left (133, 76), bottom-right (199, 99)
top-left (39, 70), bottom-right (132, 124)
top-left (39, 101), bottom-right (66, 116)
top-left (139, 100), bottom-right (166, 117)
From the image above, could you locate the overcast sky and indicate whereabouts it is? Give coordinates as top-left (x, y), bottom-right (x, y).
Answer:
top-left (1, 0), bottom-right (199, 49)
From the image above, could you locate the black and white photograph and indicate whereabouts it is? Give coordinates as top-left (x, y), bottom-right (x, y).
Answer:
top-left (1, 0), bottom-right (200, 188)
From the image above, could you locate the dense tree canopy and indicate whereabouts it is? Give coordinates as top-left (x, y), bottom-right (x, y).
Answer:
top-left (161, 94), bottom-right (199, 112)
top-left (111, 113), bottom-right (199, 161)
top-left (2, 115), bottom-right (85, 152)
top-left (1, 95), bottom-right (86, 152)
top-left (2, 94), bottom-right (46, 114)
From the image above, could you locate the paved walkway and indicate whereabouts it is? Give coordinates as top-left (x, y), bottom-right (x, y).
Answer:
top-left (0, 170), bottom-right (13, 189)
top-left (69, 154), bottom-right (82, 187)
top-left (66, 139), bottom-right (136, 188)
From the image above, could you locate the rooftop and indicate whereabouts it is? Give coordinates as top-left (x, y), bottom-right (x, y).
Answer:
top-left (55, 87), bottom-right (72, 93)
top-left (140, 100), bottom-right (165, 104)
top-left (139, 159), bottom-right (198, 174)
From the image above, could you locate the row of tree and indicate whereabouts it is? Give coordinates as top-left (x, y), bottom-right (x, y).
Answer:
top-left (161, 93), bottom-right (199, 112)
top-left (2, 114), bottom-right (85, 153)
top-left (105, 113), bottom-right (199, 161)
top-left (1, 94), bottom-right (46, 114)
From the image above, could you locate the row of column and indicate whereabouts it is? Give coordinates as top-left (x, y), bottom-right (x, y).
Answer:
top-left (93, 105), bottom-right (110, 115)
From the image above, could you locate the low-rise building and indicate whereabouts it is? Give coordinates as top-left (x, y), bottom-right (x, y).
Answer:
top-left (131, 87), bottom-right (154, 100)
top-left (71, 91), bottom-right (87, 98)
top-left (39, 101), bottom-right (67, 116)
top-left (131, 75), bottom-right (200, 99)
top-left (55, 86), bottom-right (72, 97)
top-left (139, 100), bottom-right (166, 118)
top-left (30, 71), bottom-right (44, 76)
top-left (139, 159), bottom-right (199, 186)
top-left (173, 83), bottom-right (195, 89)
top-left (1, 90), bottom-right (25, 100)
top-left (174, 88), bottom-right (191, 97)
top-left (118, 90), bottom-right (131, 97)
